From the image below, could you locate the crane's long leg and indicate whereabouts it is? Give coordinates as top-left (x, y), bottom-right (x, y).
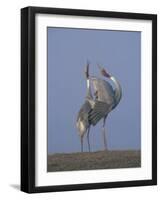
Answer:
top-left (87, 126), bottom-right (91, 152)
top-left (102, 117), bottom-right (108, 151)
top-left (81, 136), bottom-right (83, 152)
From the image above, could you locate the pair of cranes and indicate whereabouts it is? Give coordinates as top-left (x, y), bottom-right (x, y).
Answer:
top-left (76, 62), bottom-right (122, 152)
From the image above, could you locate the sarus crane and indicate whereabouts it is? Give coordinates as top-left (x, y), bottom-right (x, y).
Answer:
top-left (76, 62), bottom-right (122, 152)
top-left (76, 61), bottom-right (93, 152)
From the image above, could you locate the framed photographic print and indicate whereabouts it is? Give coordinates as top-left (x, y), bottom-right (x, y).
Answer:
top-left (21, 6), bottom-right (157, 193)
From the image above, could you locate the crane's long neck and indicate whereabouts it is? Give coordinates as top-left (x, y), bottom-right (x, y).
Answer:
top-left (86, 78), bottom-right (92, 99)
top-left (110, 76), bottom-right (122, 108)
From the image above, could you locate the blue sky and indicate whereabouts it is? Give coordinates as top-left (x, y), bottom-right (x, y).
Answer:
top-left (47, 27), bottom-right (141, 154)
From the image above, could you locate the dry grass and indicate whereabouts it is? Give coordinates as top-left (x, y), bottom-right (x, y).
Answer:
top-left (47, 150), bottom-right (141, 172)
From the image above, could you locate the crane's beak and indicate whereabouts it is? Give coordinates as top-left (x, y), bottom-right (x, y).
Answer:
top-left (85, 61), bottom-right (90, 78)
top-left (97, 64), bottom-right (111, 78)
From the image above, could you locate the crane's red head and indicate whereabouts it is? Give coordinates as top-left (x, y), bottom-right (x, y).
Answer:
top-left (97, 64), bottom-right (111, 78)
top-left (85, 60), bottom-right (90, 78)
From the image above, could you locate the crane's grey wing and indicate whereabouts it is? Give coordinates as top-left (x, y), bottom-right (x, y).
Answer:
top-left (76, 100), bottom-right (93, 136)
top-left (77, 100), bottom-right (92, 122)
top-left (88, 100), bottom-right (112, 126)
top-left (90, 78), bottom-right (115, 105)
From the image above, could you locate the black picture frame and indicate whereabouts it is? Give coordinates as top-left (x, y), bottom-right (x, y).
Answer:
top-left (21, 6), bottom-right (157, 193)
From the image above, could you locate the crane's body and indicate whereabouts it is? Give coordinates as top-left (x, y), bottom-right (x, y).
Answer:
top-left (91, 77), bottom-right (115, 105)
top-left (76, 63), bottom-right (122, 152)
